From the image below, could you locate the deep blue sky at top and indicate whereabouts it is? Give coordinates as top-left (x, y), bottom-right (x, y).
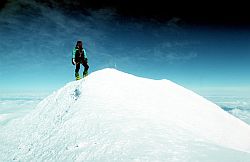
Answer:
top-left (0, 0), bottom-right (250, 96)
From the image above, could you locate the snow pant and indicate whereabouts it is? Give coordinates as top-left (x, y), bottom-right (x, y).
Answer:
top-left (75, 60), bottom-right (89, 76)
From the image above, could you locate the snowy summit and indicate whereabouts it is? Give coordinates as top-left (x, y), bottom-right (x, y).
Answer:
top-left (1, 68), bottom-right (250, 161)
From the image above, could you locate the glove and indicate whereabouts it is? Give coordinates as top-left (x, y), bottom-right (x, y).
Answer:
top-left (72, 58), bottom-right (76, 65)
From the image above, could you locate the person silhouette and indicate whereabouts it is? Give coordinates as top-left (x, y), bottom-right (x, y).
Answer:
top-left (72, 40), bottom-right (89, 80)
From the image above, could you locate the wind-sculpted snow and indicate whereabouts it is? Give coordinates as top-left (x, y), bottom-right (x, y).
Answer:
top-left (0, 69), bottom-right (250, 161)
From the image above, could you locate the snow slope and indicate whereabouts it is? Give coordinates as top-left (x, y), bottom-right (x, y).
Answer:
top-left (0, 68), bottom-right (250, 161)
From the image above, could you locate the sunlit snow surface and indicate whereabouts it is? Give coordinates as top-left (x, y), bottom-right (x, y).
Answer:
top-left (0, 69), bottom-right (250, 161)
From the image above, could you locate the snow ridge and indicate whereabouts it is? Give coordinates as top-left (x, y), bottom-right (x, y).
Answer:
top-left (0, 68), bottom-right (250, 161)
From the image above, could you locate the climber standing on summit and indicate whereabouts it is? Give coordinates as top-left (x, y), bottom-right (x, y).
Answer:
top-left (72, 40), bottom-right (89, 80)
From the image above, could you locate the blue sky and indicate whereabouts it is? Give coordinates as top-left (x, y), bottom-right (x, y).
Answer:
top-left (0, 1), bottom-right (250, 96)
